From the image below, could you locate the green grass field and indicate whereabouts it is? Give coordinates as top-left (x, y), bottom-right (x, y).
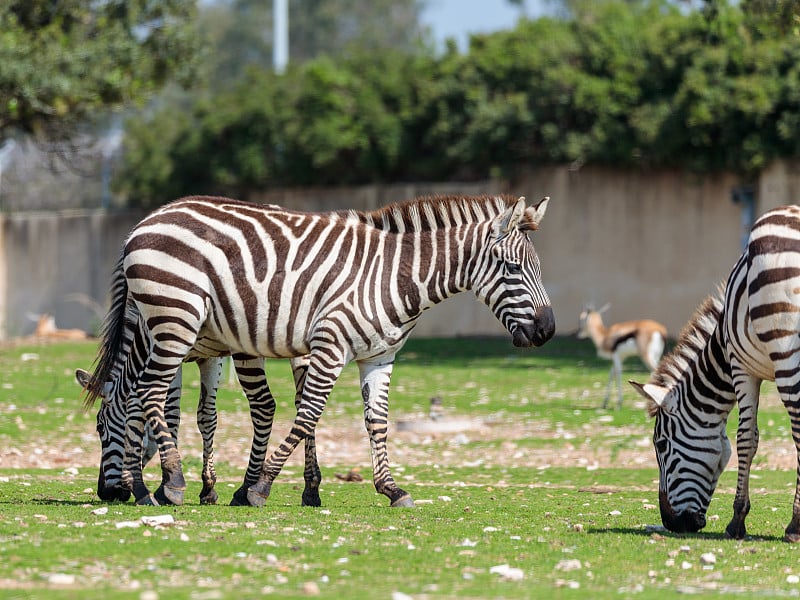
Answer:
top-left (2, 336), bottom-right (800, 599)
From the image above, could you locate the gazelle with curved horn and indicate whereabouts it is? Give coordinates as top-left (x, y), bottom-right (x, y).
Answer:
top-left (578, 303), bottom-right (667, 409)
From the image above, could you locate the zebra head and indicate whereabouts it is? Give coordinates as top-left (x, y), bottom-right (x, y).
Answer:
top-left (472, 196), bottom-right (555, 348)
top-left (632, 381), bottom-right (732, 534)
top-left (77, 368), bottom-right (132, 501)
top-left (77, 368), bottom-right (158, 502)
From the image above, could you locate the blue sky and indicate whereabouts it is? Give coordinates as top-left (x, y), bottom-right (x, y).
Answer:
top-left (420, 0), bottom-right (549, 51)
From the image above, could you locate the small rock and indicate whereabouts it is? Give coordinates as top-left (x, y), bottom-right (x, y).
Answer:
top-left (303, 581), bottom-right (320, 595)
top-left (700, 552), bottom-right (716, 565)
top-left (555, 559), bottom-right (582, 572)
top-left (573, 523), bottom-right (584, 532)
top-left (788, 575), bottom-right (800, 584)
top-left (141, 514), bottom-right (174, 527)
top-left (91, 507), bottom-right (109, 516)
top-left (48, 573), bottom-right (76, 585)
top-left (489, 564), bottom-right (524, 581)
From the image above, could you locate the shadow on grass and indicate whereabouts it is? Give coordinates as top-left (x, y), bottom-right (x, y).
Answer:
top-left (397, 335), bottom-right (601, 366)
top-left (587, 526), bottom-right (786, 543)
top-left (0, 498), bottom-right (104, 507)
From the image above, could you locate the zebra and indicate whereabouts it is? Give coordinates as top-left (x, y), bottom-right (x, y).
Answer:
top-left (82, 194), bottom-right (556, 507)
top-left (77, 305), bottom-right (316, 506)
top-left (631, 204), bottom-right (800, 542)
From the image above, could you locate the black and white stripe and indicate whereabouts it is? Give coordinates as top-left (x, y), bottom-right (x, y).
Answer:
top-left (84, 194), bottom-right (555, 507)
top-left (632, 204), bottom-right (800, 541)
top-left (77, 306), bottom-right (314, 506)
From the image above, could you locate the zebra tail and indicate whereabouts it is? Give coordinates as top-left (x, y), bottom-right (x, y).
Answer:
top-left (82, 255), bottom-right (128, 411)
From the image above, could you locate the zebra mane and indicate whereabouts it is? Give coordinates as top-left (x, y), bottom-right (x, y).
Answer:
top-left (645, 284), bottom-right (726, 417)
top-left (353, 194), bottom-right (517, 232)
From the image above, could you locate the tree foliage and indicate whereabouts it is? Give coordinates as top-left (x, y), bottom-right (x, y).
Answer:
top-left (116, 0), bottom-right (800, 208)
top-left (0, 0), bottom-right (199, 142)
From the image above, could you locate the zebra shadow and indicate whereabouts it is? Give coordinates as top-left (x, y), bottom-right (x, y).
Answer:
top-left (586, 526), bottom-right (785, 543)
top-left (0, 497), bottom-right (106, 507)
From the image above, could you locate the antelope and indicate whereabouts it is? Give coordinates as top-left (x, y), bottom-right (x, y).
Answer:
top-left (34, 314), bottom-right (88, 340)
top-left (578, 304), bottom-right (667, 409)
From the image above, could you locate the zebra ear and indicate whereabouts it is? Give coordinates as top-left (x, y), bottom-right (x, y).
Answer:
top-left (522, 196), bottom-right (549, 231)
top-left (629, 380), bottom-right (671, 415)
top-left (494, 197), bottom-right (528, 238)
top-left (75, 368), bottom-right (92, 390)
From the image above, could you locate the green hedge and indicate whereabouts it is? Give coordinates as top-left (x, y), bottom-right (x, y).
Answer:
top-left (115, 0), bottom-right (800, 208)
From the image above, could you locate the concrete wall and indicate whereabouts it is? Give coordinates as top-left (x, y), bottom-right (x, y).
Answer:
top-left (0, 210), bottom-right (140, 338)
top-left (2, 162), bottom-right (797, 341)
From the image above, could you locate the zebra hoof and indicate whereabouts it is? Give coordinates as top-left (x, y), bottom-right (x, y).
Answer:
top-left (247, 483), bottom-right (270, 506)
top-left (246, 488), bottom-right (268, 507)
top-left (301, 490), bottom-right (322, 507)
top-left (200, 490), bottom-right (219, 505)
top-left (785, 531), bottom-right (800, 543)
top-left (154, 485), bottom-right (184, 506)
top-left (230, 488), bottom-right (251, 506)
top-left (136, 494), bottom-right (159, 507)
top-left (390, 494), bottom-right (416, 508)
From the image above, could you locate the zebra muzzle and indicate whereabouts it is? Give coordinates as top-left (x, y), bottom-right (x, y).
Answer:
top-left (512, 306), bottom-right (556, 347)
top-left (659, 490), bottom-right (706, 533)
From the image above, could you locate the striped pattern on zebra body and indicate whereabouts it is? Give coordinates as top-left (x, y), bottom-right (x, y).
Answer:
top-left (77, 305), bottom-right (315, 507)
top-left (84, 194), bottom-right (556, 508)
top-left (631, 204), bottom-right (800, 542)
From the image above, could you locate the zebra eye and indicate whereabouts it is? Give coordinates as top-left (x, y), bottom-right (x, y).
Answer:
top-left (96, 421), bottom-right (105, 435)
top-left (505, 261), bottom-right (522, 275)
top-left (655, 438), bottom-right (668, 453)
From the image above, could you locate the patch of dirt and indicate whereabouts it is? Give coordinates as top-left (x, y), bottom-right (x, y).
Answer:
top-left (4, 408), bottom-right (797, 476)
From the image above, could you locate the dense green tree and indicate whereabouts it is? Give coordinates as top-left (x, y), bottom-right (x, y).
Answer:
top-left (0, 0), bottom-right (199, 142)
top-left (116, 0), bottom-right (800, 207)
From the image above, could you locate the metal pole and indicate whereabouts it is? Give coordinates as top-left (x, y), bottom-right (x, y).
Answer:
top-left (273, 0), bottom-right (289, 73)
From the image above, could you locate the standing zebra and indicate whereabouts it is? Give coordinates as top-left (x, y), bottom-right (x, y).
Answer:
top-left (83, 194), bottom-right (555, 507)
top-left (631, 204), bottom-right (800, 542)
top-left (77, 304), bottom-right (316, 506)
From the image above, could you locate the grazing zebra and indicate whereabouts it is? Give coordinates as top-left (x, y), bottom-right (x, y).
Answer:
top-left (631, 204), bottom-right (800, 542)
top-left (77, 306), bottom-right (316, 506)
top-left (83, 194), bottom-right (556, 507)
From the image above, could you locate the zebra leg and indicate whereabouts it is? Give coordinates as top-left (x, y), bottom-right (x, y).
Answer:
top-left (196, 358), bottom-right (223, 505)
top-left (230, 357), bottom-right (277, 506)
top-left (786, 425), bottom-right (800, 542)
top-left (143, 366), bottom-right (183, 467)
top-left (121, 391), bottom-right (155, 505)
top-left (135, 353), bottom-right (188, 506)
top-left (779, 378), bottom-right (800, 542)
top-left (247, 355), bottom-right (344, 507)
top-left (725, 371), bottom-right (760, 540)
top-left (358, 357), bottom-right (414, 508)
top-left (290, 356), bottom-right (322, 507)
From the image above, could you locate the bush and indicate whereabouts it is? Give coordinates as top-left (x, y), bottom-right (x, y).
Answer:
top-left (115, 0), bottom-right (800, 207)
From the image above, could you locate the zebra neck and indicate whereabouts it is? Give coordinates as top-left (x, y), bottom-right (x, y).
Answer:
top-left (395, 224), bottom-right (482, 316)
top-left (678, 327), bottom-right (736, 423)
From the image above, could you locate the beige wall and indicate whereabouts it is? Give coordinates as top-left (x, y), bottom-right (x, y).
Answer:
top-left (0, 210), bottom-right (140, 338)
top-left (1, 163), bottom-right (795, 341)
top-left (519, 166), bottom-right (744, 337)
